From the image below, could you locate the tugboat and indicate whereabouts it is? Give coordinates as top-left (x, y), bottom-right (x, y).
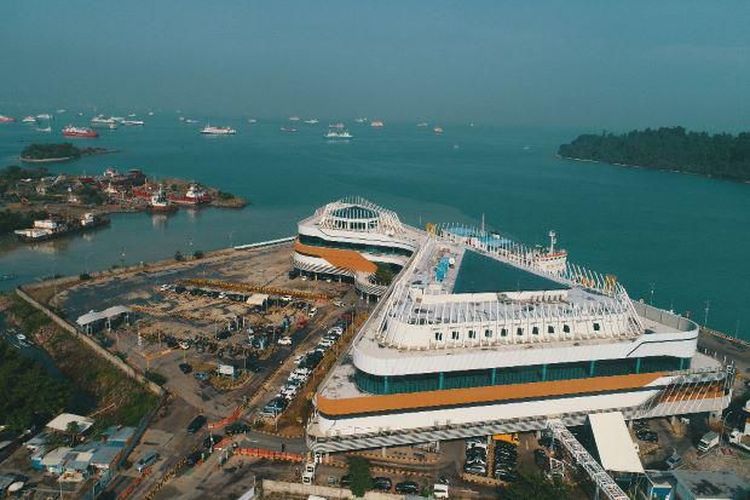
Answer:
top-left (148, 186), bottom-right (177, 213)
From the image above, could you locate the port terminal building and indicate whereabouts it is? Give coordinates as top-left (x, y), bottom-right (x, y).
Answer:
top-left (297, 198), bottom-right (734, 455)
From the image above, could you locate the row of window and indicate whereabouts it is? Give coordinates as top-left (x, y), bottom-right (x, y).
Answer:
top-left (298, 234), bottom-right (413, 257)
top-left (355, 356), bottom-right (691, 395)
top-left (433, 322), bottom-right (601, 341)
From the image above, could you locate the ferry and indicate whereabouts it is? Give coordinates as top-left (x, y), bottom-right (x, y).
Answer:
top-left (325, 129), bottom-right (353, 140)
top-left (0, 115), bottom-right (16, 123)
top-left (22, 115), bottom-right (37, 123)
top-left (62, 125), bottom-right (99, 138)
top-left (200, 125), bottom-right (236, 135)
top-left (370, 120), bottom-right (384, 128)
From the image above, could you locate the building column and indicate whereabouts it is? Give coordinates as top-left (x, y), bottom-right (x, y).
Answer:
top-left (589, 360), bottom-right (596, 377)
top-left (491, 368), bottom-right (497, 385)
top-left (383, 376), bottom-right (389, 394)
top-left (438, 372), bottom-right (445, 390)
top-left (635, 358), bottom-right (642, 374)
top-left (541, 364), bottom-right (548, 382)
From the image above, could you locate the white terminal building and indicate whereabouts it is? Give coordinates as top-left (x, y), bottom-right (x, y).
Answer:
top-left (296, 198), bottom-right (734, 453)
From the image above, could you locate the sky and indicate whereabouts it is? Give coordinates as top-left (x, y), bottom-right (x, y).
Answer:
top-left (1, 1), bottom-right (748, 130)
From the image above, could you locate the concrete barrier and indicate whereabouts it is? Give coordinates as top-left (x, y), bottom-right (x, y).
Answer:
top-left (261, 479), bottom-right (404, 499)
top-left (15, 287), bottom-right (164, 396)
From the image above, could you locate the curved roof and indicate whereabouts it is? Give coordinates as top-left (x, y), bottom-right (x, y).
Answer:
top-left (315, 197), bottom-right (404, 235)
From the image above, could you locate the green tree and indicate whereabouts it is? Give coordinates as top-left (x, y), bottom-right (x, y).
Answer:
top-left (346, 456), bottom-right (373, 497)
top-left (503, 470), bottom-right (570, 500)
top-left (374, 264), bottom-right (395, 286)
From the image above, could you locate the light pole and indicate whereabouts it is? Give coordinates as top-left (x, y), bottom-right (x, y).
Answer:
top-left (703, 300), bottom-right (710, 327)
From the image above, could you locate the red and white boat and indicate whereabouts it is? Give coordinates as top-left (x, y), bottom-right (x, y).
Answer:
top-left (62, 125), bottom-right (99, 138)
top-left (0, 115), bottom-right (16, 123)
top-left (169, 184), bottom-right (211, 206)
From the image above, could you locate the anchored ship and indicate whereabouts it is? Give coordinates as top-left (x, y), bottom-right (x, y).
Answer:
top-left (200, 125), bottom-right (236, 135)
top-left (62, 125), bottom-right (99, 138)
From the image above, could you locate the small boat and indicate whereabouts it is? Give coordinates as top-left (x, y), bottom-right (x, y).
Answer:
top-left (433, 127), bottom-right (444, 135)
top-left (370, 120), bottom-right (384, 128)
top-left (122, 120), bottom-right (145, 126)
top-left (248, 118), bottom-right (257, 124)
top-left (354, 117), bottom-right (367, 124)
top-left (36, 125), bottom-right (52, 133)
top-left (200, 125), bottom-right (236, 135)
top-left (128, 113), bottom-right (137, 117)
top-left (417, 122), bottom-right (429, 127)
top-left (0, 115), bottom-right (15, 123)
top-left (36, 113), bottom-right (52, 120)
top-left (56, 108), bottom-right (66, 113)
top-left (304, 119), bottom-right (319, 124)
top-left (288, 116), bottom-right (300, 122)
top-left (91, 115), bottom-right (118, 127)
top-left (22, 115), bottom-right (37, 123)
top-left (148, 186), bottom-right (177, 213)
top-left (16, 333), bottom-right (33, 347)
top-left (185, 119), bottom-right (199, 124)
top-left (280, 127), bottom-right (297, 133)
top-left (62, 125), bottom-right (99, 138)
top-left (148, 111), bottom-right (155, 116)
top-left (0, 273), bottom-right (16, 281)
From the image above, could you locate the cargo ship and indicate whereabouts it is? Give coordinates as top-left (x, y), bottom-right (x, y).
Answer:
top-left (148, 186), bottom-right (178, 213)
top-left (62, 125), bottom-right (99, 138)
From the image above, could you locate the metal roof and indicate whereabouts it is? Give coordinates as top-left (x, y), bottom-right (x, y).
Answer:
top-left (588, 412), bottom-right (644, 474)
top-left (46, 413), bottom-right (94, 433)
top-left (75, 305), bottom-right (131, 326)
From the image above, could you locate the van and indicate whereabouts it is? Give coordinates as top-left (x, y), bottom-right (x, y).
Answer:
top-left (433, 483), bottom-right (450, 499)
top-left (697, 431), bottom-right (720, 453)
top-left (136, 450), bottom-right (159, 472)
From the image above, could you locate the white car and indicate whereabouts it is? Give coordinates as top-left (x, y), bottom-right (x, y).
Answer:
top-left (277, 336), bottom-right (292, 346)
top-left (319, 338), bottom-right (335, 348)
top-left (328, 326), bottom-right (343, 335)
top-left (280, 295), bottom-right (293, 302)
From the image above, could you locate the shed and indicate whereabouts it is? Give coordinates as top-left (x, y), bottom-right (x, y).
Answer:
top-left (46, 413), bottom-right (94, 434)
top-left (588, 412), bottom-right (644, 474)
top-left (90, 445), bottom-right (122, 470)
top-left (41, 447), bottom-right (72, 474)
top-left (246, 294), bottom-right (269, 307)
top-left (75, 306), bottom-right (131, 333)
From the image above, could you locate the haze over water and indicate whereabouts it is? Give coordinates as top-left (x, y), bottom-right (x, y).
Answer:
top-left (1, 1), bottom-right (748, 337)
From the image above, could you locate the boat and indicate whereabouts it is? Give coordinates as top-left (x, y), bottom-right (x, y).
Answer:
top-left (0, 115), bottom-right (15, 123)
top-left (433, 126), bottom-right (444, 134)
top-left (185, 119), bottom-right (199, 124)
top-left (62, 125), bottom-right (99, 138)
top-left (36, 113), bottom-right (52, 120)
top-left (325, 129), bottom-right (353, 140)
top-left (56, 109), bottom-right (66, 113)
top-left (0, 273), bottom-right (16, 281)
top-left (122, 120), bottom-right (145, 126)
top-left (417, 122), bottom-right (429, 127)
top-left (22, 115), bottom-right (37, 123)
top-left (169, 184), bottom-right (211, 206)
top-left (248, 118), bottom-right (257, 124)
top-left (91, 115), bottom-right (118, 127)
top-left (148, 186), bottom-right (177, 213)
top-left (200, 125), bottom-right (236, 135)
top-left (354, 117), bottom-right (367, 124)
top-left (304, 119), bottom-right (319, 124)
top-left (36, 125), bottom-right (52, 133)
top-left (329, 122), bottom-right (345, 129)
top-left (289, 116), bottom-right (301, 122)
top-left (128, 113), bottom-right (137, 117)
top-left (370, 120), bottom-right (384, 128)
top-left (16, 333), bottom-right (33, 348)
top-left (13, 214), bottom-right (109, 242)
top-left (148, 111), bottom-right (155, 116)
top-left (280, 127), bottom-right (297, 133)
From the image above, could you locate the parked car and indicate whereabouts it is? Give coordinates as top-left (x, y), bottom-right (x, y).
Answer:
top-left (225, 422), bottom-right (251, 435)
top-left (372, 477), bottom-right (392, 491)
top-left (194, 371), bottom-right (209, 382)
top-left (277, 336), bottom-right (292, 346)
top-left (395, 481), bottom-right (420, 494)
top-left (179, 363), bottom-right (192, 374)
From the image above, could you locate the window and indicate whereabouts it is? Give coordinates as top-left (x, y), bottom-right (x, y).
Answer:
top-left (547, 325), bottom-right (555, 334)
top-left (468, 330), bottom-right (476, 339)
top-left (451, 331), bottom-right (460, 340)
top-left (484, 329), bottom-right (492, 338)
top-left (516, 327), bottom-right (524, 336)
top-left (532, 326), bottom-right (539, 335)
top-left (563, 324), bottom-right (570, 333)
top-left (501, 328), bottom-right (508, 337)
top-left (434, 332), bottom-right (443, 342)
top-left (593, 322), bottom-right (601, 332)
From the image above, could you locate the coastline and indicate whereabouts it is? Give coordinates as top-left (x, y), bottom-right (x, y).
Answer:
top-left (19, 148), bottom-right (119, 164)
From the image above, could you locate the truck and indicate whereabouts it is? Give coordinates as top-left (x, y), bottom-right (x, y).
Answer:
top-left (728, 429), bottom-right (750, 452)
top-left (697, 431), bottom-right (720, 453)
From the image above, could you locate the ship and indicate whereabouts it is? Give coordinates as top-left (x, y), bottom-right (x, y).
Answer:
top-left (370, 120), bottom-right (384, 128)
top-left (122, 119), bottom-right (145, 126)
top-left (288, 116), bottom-right (301, 122)
top-left (280, 127), bottom-right (297, 133)
top-left (417, 121), bottom-right (429, 127)
top-left (62, 125), bottom-right (99, 138)
top-left (354, 117), bottom-right (367, 124)
top-left (433, 126), bottom-right (444, 134)
top-left (0, 115), bottom-right (16, 123)
top-left (248, 118), bottom-right (257, 124)
top-left (90, 115), bottom-right (118, 127)
top-left (200, 125), bottom-right (236, 135)
top-left (168, 184), bottom-right (211, 206)
top-left (22, 115), bottom-right (37, 123)
top-left (325, 129), bottom-right (353, 140)
top-left (148, 186), bottom-right (177, 213)
top-left (36, 113), bottom-right (52, 120)
top-left (304, 119), bottom-right (319, 124)
top-left (328, 122), bottom-right (345, 129)
top-left (13, 214), bottom-right (109, 242)
top-left (296, 198), bottom-right (734, 455)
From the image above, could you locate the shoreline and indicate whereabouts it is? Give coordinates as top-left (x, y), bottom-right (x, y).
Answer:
top-left (556, 154), bottom-right (750, 185)
top-left (19, 148), bottom-right (120, 164)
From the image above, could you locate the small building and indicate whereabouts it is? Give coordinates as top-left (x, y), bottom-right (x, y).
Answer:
top-left (102, 426), bottom-right (136, 448)
top-left (46, 413), bottom-right (94, 434)
top-left (672, 470), bottom-right (748, 500)
top-left (25, 433), bottom-right (48, 453)
top-left (641, 470), bottom-right (674, 500)
top-left (246, 293), bottom-right (269, 308)
top-left (41, 447), bottom-right (72, 475)
top-left (90, 445), bottom-right (122, 471)
top-left (30, 447), bottom-right (48, 471)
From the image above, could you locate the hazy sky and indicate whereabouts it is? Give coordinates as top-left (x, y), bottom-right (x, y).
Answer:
top-left (1, 1), bottom-right (748, 129)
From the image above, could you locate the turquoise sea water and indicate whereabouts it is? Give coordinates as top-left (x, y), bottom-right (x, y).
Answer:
top-left (0, 115), bottom-right (748, 339)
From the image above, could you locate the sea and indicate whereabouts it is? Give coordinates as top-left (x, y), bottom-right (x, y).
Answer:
top-left (0, 114), bottom-right (748, 339)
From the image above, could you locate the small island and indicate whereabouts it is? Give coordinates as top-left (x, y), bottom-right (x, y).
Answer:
top-left (20, 142), bottom-right (115, 163)
top-left (558, 127), bottom-right (750, 183)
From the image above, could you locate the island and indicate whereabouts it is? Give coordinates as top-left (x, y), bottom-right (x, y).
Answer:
top-left (20, 142), bottom-right (115, 163)
top-left (558, 127), bottom-right (750, 183)
top-left (0, 164), bottom-right (247, 241)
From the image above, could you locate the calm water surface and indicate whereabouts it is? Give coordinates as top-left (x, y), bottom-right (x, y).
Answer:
top-left (0, 115), bottom-right (748, 338)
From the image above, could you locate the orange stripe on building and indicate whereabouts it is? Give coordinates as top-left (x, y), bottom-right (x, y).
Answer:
top-left (294, 240), bottom-right (377, 274)
top-left (316, 372), bottom-right (666, 416)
